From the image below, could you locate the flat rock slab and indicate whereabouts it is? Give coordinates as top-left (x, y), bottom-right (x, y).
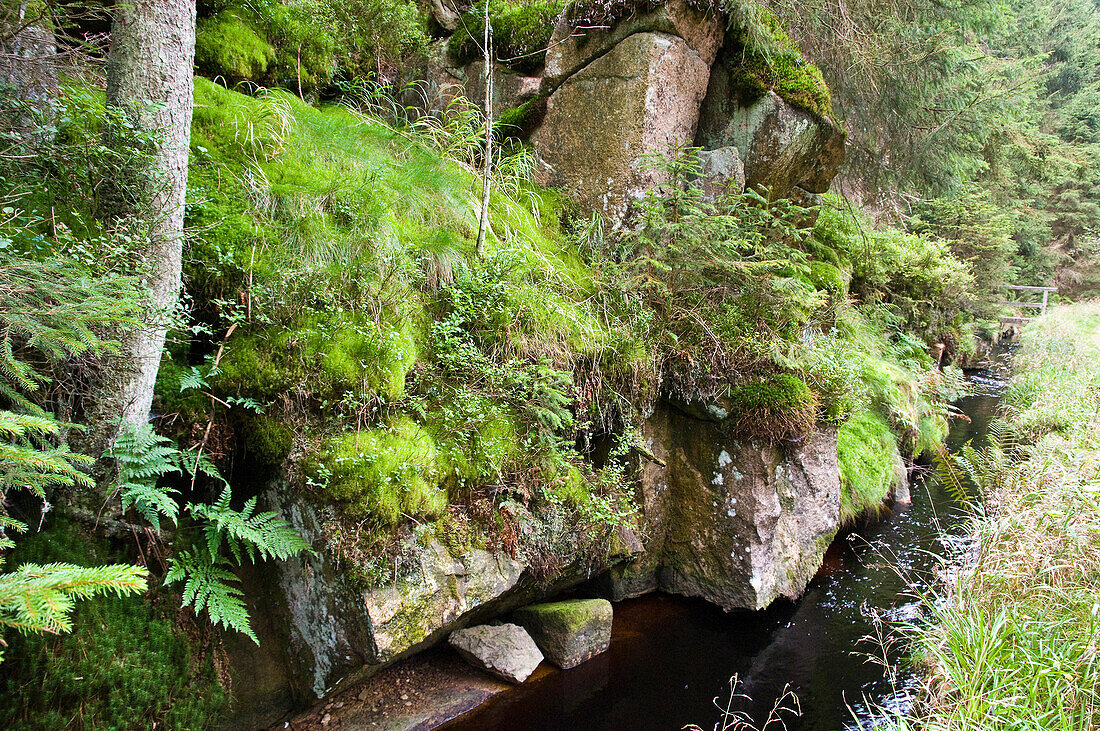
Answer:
top-left (513, 598), bottom-right (613, 669)
top-left (448, 623), bottom-right (543, 683)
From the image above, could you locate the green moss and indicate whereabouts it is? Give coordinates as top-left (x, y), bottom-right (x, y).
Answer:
top-left (496, 95), bottom-right (547, 139)
top-left (195, 11), bottom-right (275, 83)
top-left (451, 0), bottom-right (568, 72)
top-left (725, 373), bottom-right (818, 441)
top-left (725, 8), bottom-right (832, 118)
top-left (215, 313), bottom-right (419, 403)
top-left (0, 523), bottom-right (228, 729)
top-left (808, 260), bottom-right (847, 295)
top-left (243, 414), bottom-right (294, 470)
top-left (837, 409), bottom-right (899, 523)
top-left (318, 416), bottom-right (447, 524)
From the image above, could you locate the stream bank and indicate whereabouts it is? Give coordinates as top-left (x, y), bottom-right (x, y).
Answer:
top-left (282, 359), bottom-right (1005, 731)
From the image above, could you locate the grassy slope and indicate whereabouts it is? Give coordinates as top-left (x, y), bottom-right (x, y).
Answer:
top-left (899, 303), bottom-right (1100, 730)
top-left (173, 81), bottom-right (964, 559)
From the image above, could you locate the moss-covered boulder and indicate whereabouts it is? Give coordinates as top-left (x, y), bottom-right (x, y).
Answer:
top-left (697, 80), bottom-right (846, 209)
top-left (448, 624), bottom-right (544, 683)
top-left (512, 598), bottom-right (613, 669)
top-left (532, 30), bottom-right (711, 225)
top-left (543, 0), bottom-right (724, 91)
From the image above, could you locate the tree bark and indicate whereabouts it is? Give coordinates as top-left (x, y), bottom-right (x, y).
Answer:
top-left (104, 0), bottom-right (196, 428)
top-left (475, 0), bottom-right (492, 258)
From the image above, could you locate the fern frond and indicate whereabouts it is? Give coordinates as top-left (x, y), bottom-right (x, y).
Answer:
top-left (165, 550), bottom-right (257, 644)
top-left (106, 424), bottom-right (181, 530)
top-left (190, 487), bottom-right (313, 564)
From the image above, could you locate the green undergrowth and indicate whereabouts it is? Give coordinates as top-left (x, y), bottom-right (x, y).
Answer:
top-left (163, 82), bottom-right (969, 587)
top-left (836, 409), bottom-right (899, 523)
top-left (883, 302), bottom-right (1100, 730)
top-left (0, 523), bottom-right (227, 730)
top-left (163, 78), bottom-right (641, 580)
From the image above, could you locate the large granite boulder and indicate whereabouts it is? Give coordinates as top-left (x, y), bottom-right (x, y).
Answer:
top-left (543, 0), bottom-right (724, 92)
top-left (448, 624), bottom-right (544, 683)
top-left (532, 31), bottom-right (711, 226)
top-left (607, 403), bottom-right (842, 610)
top-left (697, 79), bottom-right (846, 206)
top-left (513, 598), bottom-right (613, 668)
top-left (696, 145), bottom-right (745, 203)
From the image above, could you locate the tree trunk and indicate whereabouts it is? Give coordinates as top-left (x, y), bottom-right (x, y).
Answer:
top-left (475, 0), bottom-right (492, 258)
top-left (104, 0), bottom-right (196, 428)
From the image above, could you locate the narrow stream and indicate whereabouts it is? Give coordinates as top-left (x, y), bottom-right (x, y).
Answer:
top-left (443, 359), bottom-right (1007, 731)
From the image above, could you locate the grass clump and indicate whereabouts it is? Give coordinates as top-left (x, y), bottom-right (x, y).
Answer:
top-left (0, 524), bottom-right (228, 730)
top-left (894, 302), bottom-right (1100, 730)
top-left (836, 409), bottom-right (899, 522)
top-left (725, 373), bottom-right (817, 442)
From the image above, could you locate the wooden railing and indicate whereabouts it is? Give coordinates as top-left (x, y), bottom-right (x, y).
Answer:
top-left (999, 285), bottom-right (1057, 325)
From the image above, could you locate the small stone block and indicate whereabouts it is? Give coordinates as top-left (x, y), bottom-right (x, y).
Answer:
top-left (513, 598), bottom-right (613, 669)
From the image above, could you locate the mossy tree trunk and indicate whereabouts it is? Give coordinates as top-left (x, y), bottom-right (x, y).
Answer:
top-left (103, 0), bottom-right (196, 429)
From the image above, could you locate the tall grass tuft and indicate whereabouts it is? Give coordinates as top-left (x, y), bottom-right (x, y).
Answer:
top-left (890, 302), bottom-right (1100, 731)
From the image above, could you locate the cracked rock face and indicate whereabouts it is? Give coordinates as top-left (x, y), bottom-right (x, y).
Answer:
top-left (697, 61), bottom-right (846, 208)
top-left (532, 30), bottom-right (712, 226)
top-left (448, 624), bottom-right (544, 683)
top-left (608, 404), bottom-right (842, 611)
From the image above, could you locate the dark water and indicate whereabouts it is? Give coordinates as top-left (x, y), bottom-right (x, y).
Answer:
top-left (443, 363), bottom-right (1007, 731)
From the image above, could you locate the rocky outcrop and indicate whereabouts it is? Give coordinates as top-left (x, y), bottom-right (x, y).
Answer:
top-left (448, 624), bottom-right (544, 683)
top-left (221, 484), bottom-right (635, 725)
top-left (399, 42), bottom-right (540, 120)
top-left (607, 404), bottom-right (842, 611)
top-left (696, 146), bottom-right (745, 203)
top-left (513, 598), bottom-right (613, 668)
top-left (532, 31), bottom-right (712, 225)
top-left (542, 0), bottom-right (724, 91)
top-left (697, 70), bottom-right (846, 207)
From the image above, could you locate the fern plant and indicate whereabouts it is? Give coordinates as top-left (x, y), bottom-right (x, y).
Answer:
top-left (166, 487), bottom-right (313, 643)
top-left (106, 424), bottom-right (181, 531)
top-left (107, 424), bottom-right (312, 644)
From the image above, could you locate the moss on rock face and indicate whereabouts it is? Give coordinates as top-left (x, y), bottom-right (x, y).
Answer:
top-left (317, 415), bottom-right (446, 525)
top-left (808, 260), bottom-right (848, 295)
top-left (0, 524), bottom-right (228, 729)
top-left (195, 11), bottom-right (275, 83)
top-left (512, 598), bottom-right (612, 668)
top-left (725, 8), bottom-right (832, 118)
top-left (451, 0), bottom-right (568, 72)
top-left (837, 409), bottom-right (899, 523)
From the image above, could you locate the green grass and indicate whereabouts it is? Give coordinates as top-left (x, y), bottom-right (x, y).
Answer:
top-left (837, 409), bottom-right (898, 523)
top-left (887, 302), bottom-right (1100, 730)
